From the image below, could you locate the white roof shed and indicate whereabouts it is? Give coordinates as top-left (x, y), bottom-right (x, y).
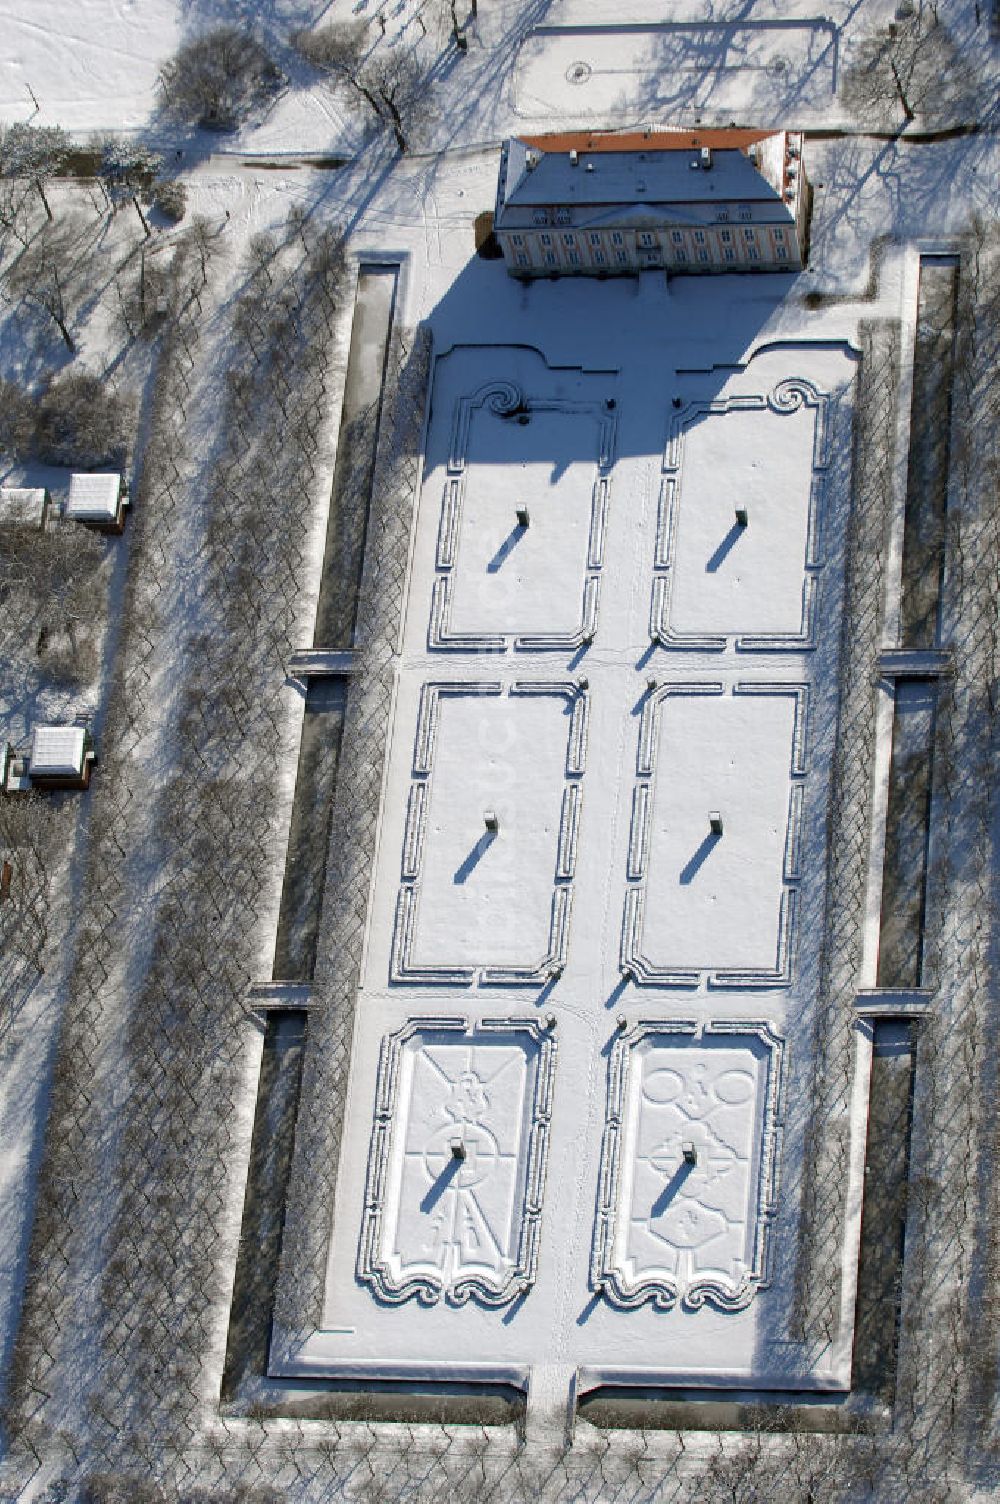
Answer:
top-left (0, 488), bottom-right (49, 528)
top-left (65, 472), bottom-right (123, 525)
top-left (30, 725), bottom-right (88, 778)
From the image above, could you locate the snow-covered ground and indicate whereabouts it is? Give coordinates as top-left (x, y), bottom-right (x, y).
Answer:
top-left (271, 297), bottom-right (862, 1408)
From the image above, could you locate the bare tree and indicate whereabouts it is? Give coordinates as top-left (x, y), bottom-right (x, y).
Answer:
top-left (157, 26), bottom-right (283, 131)
top-left (35, 525), bottom-right (108, 682)
top-left (285, 202), bottom-right (310, 251)
top-left (6, 221), bottom-right (79, 350)
top-left (35, 369), bottom-right (134, 467)
top-left (0, 792), bottom-right (60, 974)
top-left (0, 376), bottom-right (35, 458)
top-left (185, 213), bottom-right (224, 291)
top-left (113, 248), bottom-right (172, 340)
top-left (841, 13), bottom-right (978, 128)
top-left (293, 22), bottom-right (426, 153)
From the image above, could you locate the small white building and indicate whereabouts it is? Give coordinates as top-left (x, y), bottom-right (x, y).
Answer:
top-left (494, 129), bottom-right (809, 278)
top-left (65, 472), bottom-right (128, 533)
top-left (26, 725), bottom-right (95, 790)
top-left (0, 487), bottom-right (50, 530)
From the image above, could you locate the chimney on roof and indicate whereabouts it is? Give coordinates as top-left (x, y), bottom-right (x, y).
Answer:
top-left (525, 151), bottom-right (537, 170)
top-left (570, 149), bottom-right (579, 165)
top-left (700, 146), bottom-right (713, 170)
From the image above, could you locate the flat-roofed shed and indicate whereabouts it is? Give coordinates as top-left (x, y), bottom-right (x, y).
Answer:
top-left (65, 472), bottom-right (127, 533)
top-left (29, 725), bottom-right (94, 788)
top-left (0, 488), bottom-right (49, 529)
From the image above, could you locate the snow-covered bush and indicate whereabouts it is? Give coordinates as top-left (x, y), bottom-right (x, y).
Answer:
top-left (0, 122), bottom-right (69, 230)
top-left (150, 176), bottom-right (187, 222)
top-left (97, 138), bottom-right (162, 234)
top-left (158, 27), bottom-right (283, 131)
top-left (35, 371), bottom-right (134, 468)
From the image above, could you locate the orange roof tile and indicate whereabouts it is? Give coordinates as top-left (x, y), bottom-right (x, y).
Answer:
top-left (518, 129), bottom-right (778, 154)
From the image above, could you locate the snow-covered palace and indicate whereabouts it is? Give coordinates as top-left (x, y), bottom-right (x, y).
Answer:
top-left (494, 128), bottom-right (809, 277)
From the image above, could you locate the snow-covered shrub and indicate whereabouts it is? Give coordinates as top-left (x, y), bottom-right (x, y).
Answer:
top-left (150, 175), bottom-right (187, 222)
top-left (35, 371), bottom-right (134, 468)
top-left (0, 122), bottom-right (69, 224)
top-left (98, 139), bottom-right (162, 201)
top-left (158, 27), bottom-right (283, 131)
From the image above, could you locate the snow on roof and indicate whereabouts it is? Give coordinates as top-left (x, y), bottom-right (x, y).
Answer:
top-left (0, 487), bottom-right (48, 527)
top-left (65, 472), bottom-right (122, 522)
top-left (502, 130), bottom-right (789, 212)
top-left (30, 725), bottom-right (87, 777)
